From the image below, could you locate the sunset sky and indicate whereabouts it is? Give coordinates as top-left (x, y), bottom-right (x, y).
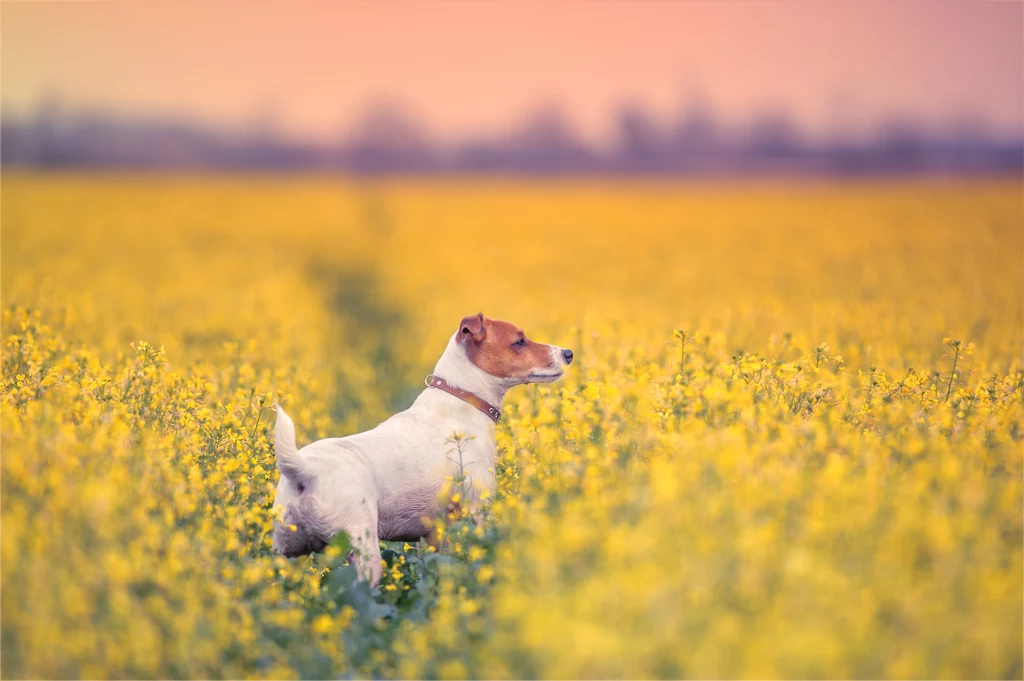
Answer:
top-left (3, 1), bottom-right (1022, 144)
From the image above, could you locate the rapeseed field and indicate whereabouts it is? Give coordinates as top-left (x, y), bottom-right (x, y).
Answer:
top-left (1, 175), bottom-right (1021, 679)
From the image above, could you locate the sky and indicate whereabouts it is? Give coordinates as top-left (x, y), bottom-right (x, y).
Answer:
top-left (2, 1), bottom-right (1022, 144)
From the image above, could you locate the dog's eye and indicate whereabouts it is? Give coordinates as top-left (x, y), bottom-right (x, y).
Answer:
top-left (513, 338), bottom-right (527, 348)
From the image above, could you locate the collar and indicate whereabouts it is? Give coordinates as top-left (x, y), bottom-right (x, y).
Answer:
top-left (425, 374), bottom-right (501, 423)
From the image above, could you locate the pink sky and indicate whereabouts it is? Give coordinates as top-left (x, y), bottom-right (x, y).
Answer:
top-left (2, 1), bottom-right (1022, 143)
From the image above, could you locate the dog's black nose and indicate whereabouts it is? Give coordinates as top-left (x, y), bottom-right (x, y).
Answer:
top-left (562, 348), bottom-right (574, 364)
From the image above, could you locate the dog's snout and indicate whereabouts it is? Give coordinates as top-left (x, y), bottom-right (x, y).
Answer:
top-left (562, 348), bottom-right (574, 364)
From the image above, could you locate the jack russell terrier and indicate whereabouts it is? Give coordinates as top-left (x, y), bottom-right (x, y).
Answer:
top-left (271, 312), bottom-right (573, 584)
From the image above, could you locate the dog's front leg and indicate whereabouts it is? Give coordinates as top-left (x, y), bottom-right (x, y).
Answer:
top-left (422, 497), bottom-right (462, 553)
top-left (424, 525), bottom-right (445, 553)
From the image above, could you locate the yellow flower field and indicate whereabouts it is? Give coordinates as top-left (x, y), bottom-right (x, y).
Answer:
top-left (1, 174), bottom-right (1021, 679)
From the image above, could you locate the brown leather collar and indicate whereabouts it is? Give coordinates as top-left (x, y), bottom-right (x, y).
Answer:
top-left (425, 374), bottom-right (501, 423)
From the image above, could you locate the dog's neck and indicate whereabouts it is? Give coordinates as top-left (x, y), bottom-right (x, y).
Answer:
top-left (431, 334), bottom-right (514, 408)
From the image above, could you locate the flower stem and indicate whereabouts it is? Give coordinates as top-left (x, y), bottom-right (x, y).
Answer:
top-left (945, 346), bottom-right (960, 402)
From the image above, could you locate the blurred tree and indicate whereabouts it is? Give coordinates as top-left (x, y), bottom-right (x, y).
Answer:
top-left (614, 102), bottom-right (668, 171)
top-left (672, 99), bottom-right (723, 169)
top-left (342, 102), bottom-right (437, 173)
top-left (506, 105), bottom-right (594, 172)
top-left (745, 109), bottom-right (802, 157)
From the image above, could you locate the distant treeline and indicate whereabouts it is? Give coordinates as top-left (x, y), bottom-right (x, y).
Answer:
top-left (2, 102), bottom-right (1022, 175)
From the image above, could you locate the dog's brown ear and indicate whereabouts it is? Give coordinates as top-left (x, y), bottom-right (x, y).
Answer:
top-left (457, 312), bottom-right (486, 344)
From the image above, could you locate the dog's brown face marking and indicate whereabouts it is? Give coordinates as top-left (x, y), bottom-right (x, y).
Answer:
top-left (457, 313), bottom-right (559, 381)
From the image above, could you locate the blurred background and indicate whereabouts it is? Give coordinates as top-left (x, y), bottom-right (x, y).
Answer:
top-left (3, 0), bottom-right (1022, 176)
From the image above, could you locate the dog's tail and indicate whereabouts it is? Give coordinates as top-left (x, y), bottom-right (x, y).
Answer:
top-left (274, 403), bottom-right (307, 480)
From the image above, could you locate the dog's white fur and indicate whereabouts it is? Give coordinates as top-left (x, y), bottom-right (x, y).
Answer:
top-left (272, 322), bottom-right (570, 584)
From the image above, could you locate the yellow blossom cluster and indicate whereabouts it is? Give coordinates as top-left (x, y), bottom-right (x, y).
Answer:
top-left (2, 175), bottom-right (1021, 678)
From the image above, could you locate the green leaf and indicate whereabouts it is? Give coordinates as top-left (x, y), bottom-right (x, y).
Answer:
top-left (329, 530), bottom-right (352, 556)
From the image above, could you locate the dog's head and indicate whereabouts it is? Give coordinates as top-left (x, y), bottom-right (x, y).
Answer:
top-left (455, 312), bottom-right (573, 384)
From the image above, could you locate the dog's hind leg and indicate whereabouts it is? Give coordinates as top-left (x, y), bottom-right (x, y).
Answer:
top-left (338, 498), bottom-right (383, 586)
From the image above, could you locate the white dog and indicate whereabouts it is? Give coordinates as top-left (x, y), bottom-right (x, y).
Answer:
top-left (272, 312), bottom-right (573, 584)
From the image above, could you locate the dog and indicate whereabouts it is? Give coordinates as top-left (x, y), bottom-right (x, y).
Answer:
top-left (271, 312), bottom-right (573, 584)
